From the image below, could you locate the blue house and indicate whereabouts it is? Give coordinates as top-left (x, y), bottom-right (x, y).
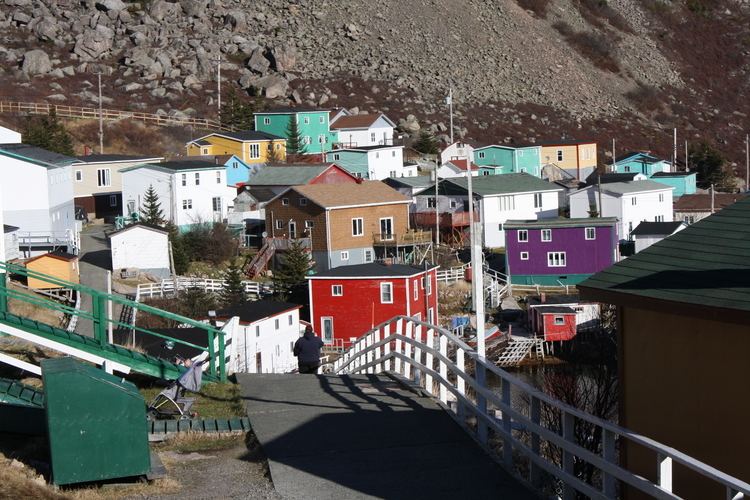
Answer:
top-left (613, 152), bottom-right (671, 176)
top-left (473, 145), bottom-right (542, 177)
top-left (183, 154), bottom-right (254, 187)
top-left (649, 171), bottom-right (697, 197)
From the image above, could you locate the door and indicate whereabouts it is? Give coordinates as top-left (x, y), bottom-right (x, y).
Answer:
top-left (321, 317), bottom-right (334, 344)
top-left (379, 217), bottom-right (393, 240)
top-left (255, 352), bottom-right (262, 373)
top-left (212, 196), bottom-right (222, 222)
top-left (289, 220), bottom-right (297, 239)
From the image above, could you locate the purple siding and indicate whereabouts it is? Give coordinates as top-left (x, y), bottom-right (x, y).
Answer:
top-left (506, 225), bottom-right (617, 275)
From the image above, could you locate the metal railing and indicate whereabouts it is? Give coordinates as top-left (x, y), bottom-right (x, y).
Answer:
top-left (136, 276), bottom-right (272, 299)
top-left (333, 316), bottom-right (750, 499)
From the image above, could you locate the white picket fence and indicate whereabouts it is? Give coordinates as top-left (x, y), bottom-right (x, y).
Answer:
top-left (436, 263), bottom-right (468, 283)
top-left (136, 277), bottom-right (272, 299)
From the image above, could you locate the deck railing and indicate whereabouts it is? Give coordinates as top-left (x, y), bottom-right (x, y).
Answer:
top-left (333, 316), bottom-right (750, 499)
top-left (136, 276), bottom-right (271, 299)
top-left (372, 230), bottom-right (432, 246)
top-left (412, 210), bottom-right (480, 228)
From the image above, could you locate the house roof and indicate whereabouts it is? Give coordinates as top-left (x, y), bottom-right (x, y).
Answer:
top-left (119, 327), bottom-right (206, 359)
top-left (120, 160), bottom-right (223, 173)
top-left (503, 217), bottom-right (618, 229)
top-left (214, 300), bottom-right (300, 324)
top-left (0, 143), bottom-right (78, 168)
top-left (527, 294), bottom-right (582, 306)
top-left (614, 151), bottom-right (660, 163)
top-left (193, 130), bottom-right (284, 143)
top-left (288, 181), bottom-right (410, 209)
top-left (310, 262), bottom-right (439, 279)
top-left (578, 196), bottom-right (750, 315)
top-left (330, 113), bottom-right (395, 130)
top-left (673, 193), bottom-right (746, 212)
top-left (74, 154), bottom-right (164, 163)
top-left (246, 165), bottom-right (340, 186)
top-left (240, 186), bottom-right (277, 203)
top-left (383, 176), bottom-right (433, 189)
top-left (538, 139), bottom-right (596, 147)
top-left (631, 221), bottom-right (685, 236)
top-left (331, 145), bottom-right (402, 152)
top-left (3, 224), bottom-right (19, 233)
top-left (108, 222), bottom-right (169, 238)
top-left (258, 106), bottom-right (330, 114)
top-left (474, 143), bottom-right (539, 151)
top-left (26, 250), bottom-right (78, 264)
top-left (534, 305), bottom-right (576, 314)
top-left (446, 159), bottom-right (478, 171)
top-left (421, 173), bottom-right (561, 197)
top-left (591, 180), bottom-right (674, 196)
top-left (650, 171), bottom-right (696, 178)
top-left (585, 172), bottom-right (642, 185)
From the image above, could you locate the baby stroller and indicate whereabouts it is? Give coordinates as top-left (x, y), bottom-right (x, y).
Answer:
top-left (146, 358), bottom-right (205, 420)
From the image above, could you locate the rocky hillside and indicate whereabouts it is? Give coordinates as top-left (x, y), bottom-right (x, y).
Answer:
top-left (1, 0), bottom-right (749, 171)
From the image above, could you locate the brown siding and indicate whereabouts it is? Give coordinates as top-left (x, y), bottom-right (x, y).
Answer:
top-left (264, 193), bottom-right (327, 251)
top-left (620, 306), bottom-right (750, 499)
top-left (328, 204), bottom-right (409, 251)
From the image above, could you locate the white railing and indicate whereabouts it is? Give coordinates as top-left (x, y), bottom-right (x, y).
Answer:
top-left (136, 276), bottom-right (272, 299)
top-left (333, 316), bottom-right (750, 500)
top-left (66, 290), bottom-right (81, 333)
top-left (436, 263), bottom-right (469, 283)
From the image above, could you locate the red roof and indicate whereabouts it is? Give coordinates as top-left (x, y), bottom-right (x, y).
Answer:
top-left (448, 159), bottom-right (479, 171)
top-left (330, 114), bottom-right (381, 130)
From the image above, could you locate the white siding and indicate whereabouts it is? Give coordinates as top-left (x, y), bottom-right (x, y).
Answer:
top-left (110, 227), bottom-right (170, 273)
top-left (440, 142), bottom-right (475, 165)
top-left (482, 190), bottom-right (560, 248)
top-left (121, 168), bottom-right (173, 219)
top-left (0, 126), bottom-right (21, 143)
top-left (335, 116), bottom-right (394, 147)
top-left (366, 147), bottom-right (408, 180)
top-left (230, 309), bottom-right (301, 374)
top-left (72, 157), bottom-right (163, 198)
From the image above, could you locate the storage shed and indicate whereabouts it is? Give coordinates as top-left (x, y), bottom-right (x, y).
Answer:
top-left (109, 223), bottom-right (170, 278)
top-left (25, 251), bottom-right (79, 289)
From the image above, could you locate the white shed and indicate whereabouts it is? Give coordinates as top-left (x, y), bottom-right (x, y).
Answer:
top-left (3, 224), bottom-right (20, 261)
top-left (0, 126), bottom-right (22, 144)
top-left (109, 223), bottom-right (170, 277)
top-left (632, 221), bottom-right (686, 254)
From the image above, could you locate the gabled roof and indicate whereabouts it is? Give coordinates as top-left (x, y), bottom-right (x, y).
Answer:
top-left (282, 181), bottom-right (410, 209)
top-left (108, 222), bottom-right (169, 238)
top-left (190, 130), bottom-right (284, 144)
top-left (238, 186), bottom-right (277, 203)
top-left (538, 139), bottom-right (596, 147)
top-left (673, 193), bottom-right (746, 212)
top-left (257, 106), bottom-right (330, 114)
top-left (631, 221), bottom-right (685, 236)
top-left (474, 143), bottom-right (539, 151)
top-left (245, 164), bottom-right (347, 186)
top-left (579, 196), bottom-right (750, 315)
top-left (573, 180), bottom-right (673, 197)
top-left (330, 113), bottom-right (395, 130)
top-left (26, 250), bottom-right (78, 264)
top-left (614, 151), bottom-right (661, 163)
top-left (421, 173), bottom-right (561, 197)
top-left (74, 154), bottom-right (164, 164)
top-left (3, 224), bottom-right (19, 233)
top-left (504, 217), bottom-right (618, 229)
top-left (120, 160), bottom-right (224, 173)
top-left (383, 176), bottom-right (433, 189)
top-left (651, 171), bottom-right (696, 178)
top-left (446, 159), bottom-right (478, 171)
top-left (331, 145), bottom-right (402, 152)
top-left (585, 172), bottom-right (643, 185)
top-left (534, 305), bottom-right (576, 314)
top-left (310, 262), bottom-right (438, 279)
top-left (0, 143), bottom-right (77, 168)
top-left (214, 300), bottom-right (300, 324)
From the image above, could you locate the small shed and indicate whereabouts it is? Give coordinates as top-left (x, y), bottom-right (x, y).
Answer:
top-left (4, 224), bottom-right (20, 261)
top-left (26, 251), bottom-right (79, 289)
top-left (632, 221), bottom-right (686, 254)
top-left (109, 223), bottom-right (170, 278)
top-left (532, 306), bottom-right (577, 342)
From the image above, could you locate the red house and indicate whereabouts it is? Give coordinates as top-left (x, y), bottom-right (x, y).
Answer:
top-left (530, 306), bottom-right (577, 342)
top-left (308, 263), bottom-right (439, 348)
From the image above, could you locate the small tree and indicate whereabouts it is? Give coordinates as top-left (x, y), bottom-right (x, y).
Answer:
top-left (140, 185), bottom-right (166, 226)
top-left (273, 239), bottom-right (312, 302)
top-left (178, 287), bottom-right (217, 317)
top-left (22, 110), bottom-right (74, 156)
top-left (285, 115), bottom-right (306, 156)
top-left (220, 88), bottom-right (255, 131)
top-left (220, 260), bottom-right (247, 307)
top-left (413, 129), bottom-right (439, 155)
top-left (166, 223), bottom-right (189, 275)
top-left (689, 141), bottom-right (732, 190)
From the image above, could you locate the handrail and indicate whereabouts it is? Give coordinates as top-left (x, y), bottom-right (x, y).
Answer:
top-left (333, 315), bottom-right (750, 499)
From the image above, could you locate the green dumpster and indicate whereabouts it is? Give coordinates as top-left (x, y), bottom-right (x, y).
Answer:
top-left (41, 358), bottom-right (150, 485)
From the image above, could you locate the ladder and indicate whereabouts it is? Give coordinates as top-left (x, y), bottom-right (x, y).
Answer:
top-left (496, 336), bottom-right (544, 367)
top-left (244, 240), bottom-right (275, 279)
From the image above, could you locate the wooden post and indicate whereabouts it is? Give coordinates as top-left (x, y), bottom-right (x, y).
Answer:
top-left (439, 334), bottom-right (448, 404)
top-left (562, 412), bottom-right (576, 500)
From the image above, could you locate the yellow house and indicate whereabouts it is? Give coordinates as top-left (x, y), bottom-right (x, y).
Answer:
top-left (540, 140), bottom-right (597, 180)
top-left (26, 251), bottom-right (80, 289)
top-left (186, 131), bottom-right (287, 164)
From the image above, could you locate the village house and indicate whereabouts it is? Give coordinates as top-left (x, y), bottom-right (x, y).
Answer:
top-left (439, 141), bottom-right (475, 165)
top-left (526, 294), bottom-right (601, 333)
top-left (182, 154), bottom-right (255, 188)
top-left (414, 174), bottom-right (561, 248)
top-left (308, 263), bottom-right (439, 348)
top-left (325, 145), bottom-right (416, 180)
top-left (382, 176), bottom-right (434, 207)
top-left (503, 217), bottom-right (619, 286)
top-left (186, 130), bottom-right (287, 164)
top-left (528, 306), bottom-right (576, 342)
top-left (612, 151), bottom-right (671, 175)
top-left (120, 160), bottom-right (231, 230)
top-left (25, 250), bottom-right (79, 289)
top-left (254, 107), bottom-right (336, 155)
top-left (578, 197), bottom-right (750, 496)
top-left (330, 112), bottom-right (396, 147)
top-left (569, 180), bottom-right (674, 241)
top-left (72, 154), bottom-right (164, 221)
top-left (539, 140), bottom-right (597, 181)
top-left (673, 192), bottom-right (746, 224)
top-left (108, 223), bottom-right (170, 278)
top-left (0, 143), bottom-right (78, 253)
top-left (437, 159), bottom-right (479, 178)
top-left (263, 181), bottom-right (413, 271)
top-left (584, 172), bottom-right (647, 185)
top-left (631, 221), bottom-right (686, 253)
top-left (0, 125), bottom-right (21, 143)
top-left (648, 171), bottom-right (697, 197)
top-left (243, 163), bottom-right (359, 195)
top-left (473, 144), bottom-right (542, 177)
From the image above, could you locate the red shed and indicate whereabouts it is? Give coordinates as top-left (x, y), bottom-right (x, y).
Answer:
top-left (308, 262), bottom-right (439, 349)
top-left (532, 306), bottom-right (577, 342)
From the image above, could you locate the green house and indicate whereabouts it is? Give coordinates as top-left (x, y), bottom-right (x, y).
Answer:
top-left (254, 107), bottom-right (337, 155)
top-left (650, 171), bottom-right (697, 197)
top-left (473, 145), bottom-right (542, 177)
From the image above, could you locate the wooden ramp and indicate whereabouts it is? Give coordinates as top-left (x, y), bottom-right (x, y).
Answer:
top-left (496, 336), bottom-right (544, 367)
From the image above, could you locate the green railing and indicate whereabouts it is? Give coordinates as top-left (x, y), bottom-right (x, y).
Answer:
top-left (0, 262), bottom-right (226, 381)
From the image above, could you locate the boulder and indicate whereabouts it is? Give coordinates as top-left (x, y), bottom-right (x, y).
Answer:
top-left (73, 25), bottom-right (114, 59)
top-left (180, 0), bottom-right (206, 18)
top-left (270, 44), bottom-right (297, 72)
top-left (149, 0), bottom-right (179, 21)
top-left (21, 49), bottom-right (52, 76)
top-left (95, 0), bottom-right (126, 12)
top-left (247, 48), bottom-right (270, 74)
top-left (256, 75), bottom-right (289, 99)
top-left (32, 18), bottom-right (58, 41)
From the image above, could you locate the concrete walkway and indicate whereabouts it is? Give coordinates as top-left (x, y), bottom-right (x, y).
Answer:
top-left (239, 373), bottom-right (534, 500)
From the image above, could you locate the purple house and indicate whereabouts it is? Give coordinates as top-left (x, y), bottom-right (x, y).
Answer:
top-left (504, 218), bottom-right (619, 286)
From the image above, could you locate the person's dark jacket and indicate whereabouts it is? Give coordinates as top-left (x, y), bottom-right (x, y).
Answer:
top-left (294, 329), bottom-right (324, 365)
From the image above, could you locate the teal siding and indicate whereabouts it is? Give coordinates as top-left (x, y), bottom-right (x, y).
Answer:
top-left (325, 150), bottom-right (368, 178)
top-left (650, 173), bottom-right (697, 197)
top-left (515, 147), bottom-right (541, 177)
top-left (474, 146), bottom-right (514, 168)
top-left (255, 111), bottom-right (337, 154)
top-left (510, 273), bottom-right (593, 286)
top-left (479, 166), bottom-right (512, 175)
top-left (614, 158), bottom-right (670, 176)
top-left (474, 146), bottom-right (542, 177)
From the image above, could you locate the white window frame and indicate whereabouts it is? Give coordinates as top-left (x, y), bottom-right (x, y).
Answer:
top-left (274, 318), bottom-right (279, 330)
top-left (194, 172), bottom-right (200, 185)
top-left (554, 316), bottom-right (565, 325)
top-left (305, 220), bottom-right (314, 229)
top-left (249, 143), bottom-right (260, 159)
top-left (380, 282), bottom-right (393, 304)
top-left (333, 153), bottom-right (340, 161)
top-left (281, 198), bottom-right (289, 206)
top-left (202, 148), bottom-right (209, 155)
top-left (413, 280), bottom-right (419, 300)
top-left (520, 251), bottom-right (529, 260)
top-left (96, 168), bottom-right (111, 187)
top-left (319, 116), bottom-right (325, 124)
top-left (585, 227), bottom-right (596, 240)
top-left (288, 314), bottom-right (293, 325)
top-left (275, 220), bottom-right (283, 230)
top-left (518, 230), bottom-right (528, 242)
top-left (534, 192), bottom-right (543, 208)
top-left (541, 229), bottom-right (552, 242)
top-left (658, 193), bottom-right (665, 202)
top-left (182, 199), bottom-right (192, 210)
top-left (74, 169), bottom-right (83, 182)
top-left (304, 116), bottom-right (310, 125)
top-left (352, 217), bottom-right (363, 237)
top-left (255, 325), bottom-right (260, 337)
top-left (212, 197), bottom-right (222, 212)
top-left (631, 197), bottom-right (637, 206)
top-left (263, 117), bottom-right (271, 125)
top-left (364, 249), bottom-right (374, 263)
top-left (340, 251), bottom-right (349, 261)
top-left (216, 171), bottom-right (222, 184)
top-left (181, 173), bottom-right (187, 186)
top-left (478, 152), bottom-right (485, 159)
top-left (547, 251), bottom-right (567, 268)
top-left (321, 317), bottom-right (334, 343)
top-left (332, 285), bottom-right (343, 296)
top-left (426, 275), bottom-right (432, 295)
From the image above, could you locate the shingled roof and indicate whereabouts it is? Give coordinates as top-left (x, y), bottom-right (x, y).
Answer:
top-left (579, 196), bottom-right (750, 315)
top-left (287, 181), bottom-right (409, 208)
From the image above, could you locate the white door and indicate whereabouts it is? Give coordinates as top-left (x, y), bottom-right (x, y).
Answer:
top-left (379, 217), bottom-right (393, 240)
top-left (321, 317), bottom-right (334, 344)
top-left (289, 220), bottom-right (297, 239)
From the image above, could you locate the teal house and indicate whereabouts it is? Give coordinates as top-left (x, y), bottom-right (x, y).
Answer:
top-left (613, 152), bottom-right (671, 176)
top-left (473, 145), bottom-right (542, 177)
top-left (650, 171), bottom-right (697, 197)
top-left (254, 107), bottom-right (337, 155)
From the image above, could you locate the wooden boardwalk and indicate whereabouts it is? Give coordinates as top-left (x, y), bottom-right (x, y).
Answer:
top-left (238, 373), bottom-right (534, 500)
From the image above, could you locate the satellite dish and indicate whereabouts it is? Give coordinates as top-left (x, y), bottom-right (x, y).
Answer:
top-left (262, 231), bottom-right (268, 237)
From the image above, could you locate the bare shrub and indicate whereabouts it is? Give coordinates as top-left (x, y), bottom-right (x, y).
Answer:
top-left (516, 0), bottom-right (552, 17)
top-left (553, 22), bottom-right (620, 73)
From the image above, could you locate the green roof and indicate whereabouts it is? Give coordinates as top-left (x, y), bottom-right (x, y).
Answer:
top-left (384, 176), bottom-right (433, 188)
top-left (504, 217), bottom-right (618, 229)
top-left (246, 165), bottom-right (332, 186)
top-left (579, 196), bottom-right (750, 313)
top-left (422, 173), bottom-right (561, 197)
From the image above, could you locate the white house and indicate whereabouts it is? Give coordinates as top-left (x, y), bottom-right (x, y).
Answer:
top-left (109, 223), bottom-right (170, 277)
top-left (631, 221), bottom-right (686, 254)
top-left (440, 141), bottom-right (475, 165)
top-left (330, 113), bottom-right (396, 147)
top-left (0, 144), bottom-right (78, 251)
top-left (569, 180), bottom-right (674, 241)
top-left (0, 125), bottom-right (22, 143)
top-left (120, 160), bottom-right (231, 230)
top-left (437, 159), bottom-right (479, 178)
top-left (327, 145), bottom-right (415, 180)
top-left (414, 173), bottom-right (562, 248)
top-left (4, 225), bottom-right (20, 261)
top-left (214, 301), bottom-right (302, 374)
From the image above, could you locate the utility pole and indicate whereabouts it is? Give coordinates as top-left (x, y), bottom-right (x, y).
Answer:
top-left (611, 138), bottom-right (616, 173)
top-left (98, 72), bottom-right (104, 154)
top-left (673, 128), bottom-right (677, 173)
top-left (217, 55), bottom-right (222, 121)
top-left (434, 168), bottom-right (439, 248)
top-left (685, 140), bottom-right (689, 171)
top-left (447, 88), bottom-right (454, 145)
top-left (711, 184), bottom-right (715, 214)
top-left (746, 134), bottom-right (749, 192)
top-left (597, 174), bottom-right (603, 218)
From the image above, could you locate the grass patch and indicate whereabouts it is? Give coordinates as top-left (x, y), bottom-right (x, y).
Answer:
top-left (140, 381), bottom-right (245, 419)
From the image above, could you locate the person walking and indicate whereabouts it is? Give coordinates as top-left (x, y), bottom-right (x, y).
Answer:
top-left (294, 325), bottom-right (324, 374)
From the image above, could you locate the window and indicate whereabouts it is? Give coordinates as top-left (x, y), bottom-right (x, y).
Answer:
top-left (624, 166), bottom-right (631, 172)
top-left (194, 172), bottom-right (200, 185)
top-left (249, 143), bottom-right (260, 159)
top-left (275, 220), bottom-right (283, 230)
top-left (305, 220), bottom-right (314, 228)
top-left (299, 198), bottom-right (307, 206)
top-left (263, 117), bottom-right (270, 125)
top-left (421, 276), bottom-right (425, 290)
top-left (255, 325), bottom-right (260, 337)
top-left (182, 199), bottom-right (192, 210)
top-left (499, 195), bottom-right (515, 211)
top-left (233, 162), bottom-right (238, 169)
top-left (375, 152), bottom-right (380, 159)
top-left (449, 199), bottom-right (457, 209)
top-left (379, 217), bottom-right (393, 240)
top-left (427, 197), bottom-right (437, 208)
top-left (96, 168), bottom-right (111, 187)
top-left (281, 198), bottom-right (289, 206)
top-left (428, 308), bottom-right (434, 325)
top-left (655, 215), bottom-right (664, 222)
top-left (202, 148), bottom-right (209, 155)
top-left (181, 173), bottom-right (187, 186)
top-left (547, 252), bottom-right (566, 267)
top-left (520, 251), bottom-right (529, 260)
top-left (288, 314), bottom-right (293, 325)
top-left (109, 195), bottom-right (117, 207)
top-left (321, 317), bottom-right (334, 342)
top-left (389, 170), bottom-right (397, 177)
top-left (534, 192), bottom-right (543, 208)
top-left (332, 285), bottom-right (343, 296)
top-left (631, 197), bottom-right (637, 206)
top-left (392, 150), bottom-right (396, 157)
top-left (212, 197), bottom-right (222, 212)
top-left (585, 227), bottom-right (596, 240)
top-left (541, 229), bottom-right (551, 242)
top-left (303, 116), bottom-right (310, 124)
top-left (684, 215), bottom-right (695, 224)
top-left (352, 217), bottom-right (363, 236)
top-left (319, 116), bottom-right (325, 124)
top-left (518, 150), bottom-right (524, 157)
top-left (370, 132), bottom-right (376, 142)
top-left (333, 153), bottom-right (340, 161)
top-left (658, 193), bottom-right (665, 202)
top-left (426, 276), bottom-right (432, 295)
top-left (557, 150), bottom-right (564, 162)
top-left (478, 152), bottom-right (485, 159)
top-left (74, 170), bottom-right (83, 182)
top-left (318, 134), bottom-right (326, 144)
top-left (216, 171), bottom-right (222, 184)
top-left (340, 251), bottom-right (349, 261)
top-left (380, 282), bottom-right (393, 303)
top-left (554, 316), bottom-right (565, 325)
top-left (364, 249), bottom-right (374, 263)
top-left (302, 136), bottom-right (311, 145)
top-left (518, 230), bottom-right (528, 242)
top-left (274, 318), bottom-right (279, 330)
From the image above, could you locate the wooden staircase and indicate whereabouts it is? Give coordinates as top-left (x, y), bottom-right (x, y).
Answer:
top-left (244, 240), bottom-right (275, 279)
